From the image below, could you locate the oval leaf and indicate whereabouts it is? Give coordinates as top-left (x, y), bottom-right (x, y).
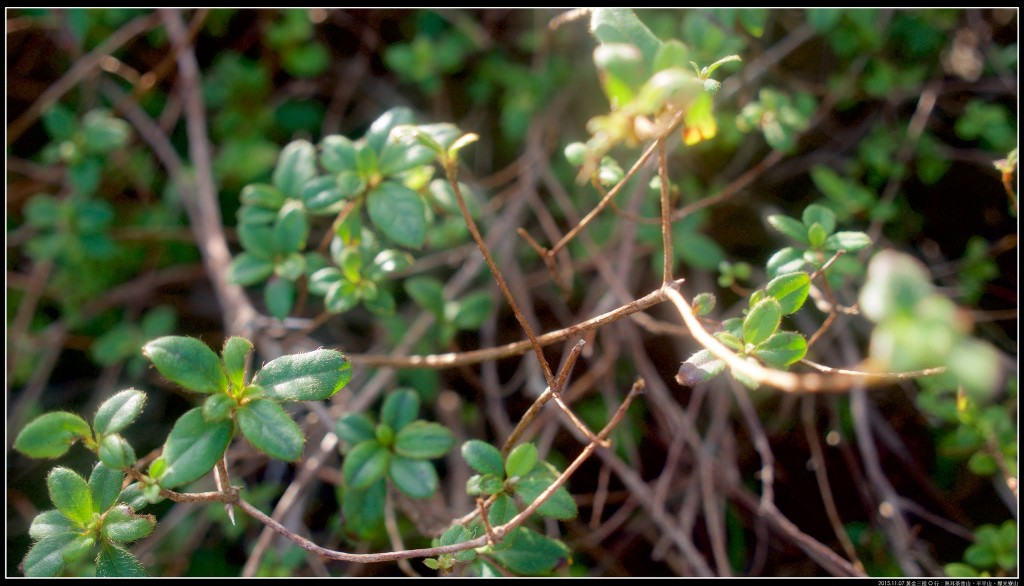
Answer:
top-left (389, 455), bottom-right (439, 499)
top-left (488, 527), bottom-right (571, 575)
top-left (222, 336), bottom-right (253, 391)
top-left (753, 331), bottom-right (808, 368)
top-left (240, 183), bottom-right (286, 209)
top-left (264, 277), bottom-right (296, 320)
top-left (394, 421), bottom-right (454, 460)
top-left (237, 398), bottom-right (305, 461)
top-left (342, 441), bottom-right (390, 490)
top-left (461, 440), bottom-right (504, 477)
top-left (824, 231), bottom-right (873, 253)
top-left (23, 533), bottom-right (78, 577)
top-left (381, 389), bottom-right (420, 432)
top-left (47, 467), bottom-right (93, 526)
top-left (320, 135), bottom-right (358, 174)
top-left (273, 139), bottom-right (317, 198)
top-left (766, 214), bottom-right (809, 245)
top-left (273, 200), bottom-right (309, 254)
top-left (404, 276), bottom-right (446, 318)
top-left (15, 412), bottom-right (91, 458)
top-left (514, 461), bottom-right (578, 520)
top-left (505, 443), bottom-right (538, 479)
top-left (452, 292), bottom-right (494, 330)
top-left (30, 510), bottom-right (75, 540)
top-left (89, 462), bottom-right (125, 514)
top-left (253, 349), bottom-right (352, 402)
top-left (227, 253), bottom-right (275, 286)
top-left (100, 505), bottom-right (155, 543)
top-left (765, 272), bottom-right (811, 316)
top-left (367, 181), bottom-right (427, 248)
top-left (676, 349), bottom-right (727, 386)
top-left (143, 336), bottom-right (227, 394)
top-left (158, 407), bottom-right (233, 489)
top-left (96, 544), bottom-right (147, 577)
top-left (802, 203), bottom-right (836, 235)
top-left (93, 389), bottom-right (146, 435)
top-left (743, 297), bottom-right (783, 346)
top-left (336, 412), bottom-right (377, 447)
top-left (98, 434), bottom-right (137, 469)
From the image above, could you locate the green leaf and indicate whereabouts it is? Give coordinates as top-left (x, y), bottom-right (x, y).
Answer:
top-left (766, 246), bottom-right (807, 277)
top-left (42, 104), bottom-right (76, 140)
top-left (743, 297), bottom-right (783, 346)
top-left (365, 107), bottom-right (415, 155)
top-left (273, 200), bottom-right (309, 254)
top-left (81, 110), bottom-right (130, 153)
top-left (824, 231), bottom-right (873, 253)
top-left (228, 253), bottom-right (275, 286)
top-left (265, 277), bottom-right (296, 320)
top-left (89, 462), bottom-right (125, 514)
top-left (653, 39), bottom-right (690, 73)
top-left (858, 250), bottom-right (935, 322)
top-left (807, 223), bottom-right (828, 249)
top-left (222, 337), bottom-right (253, 391)
top-left (143, 336), bottom-right (227, 395)
top-left (692, 292), bottom-right (716, 316)
top-left (157, 407), bottom-right (233, 489)
top-left (427, 178), bottom-right (481, 218)
top-left (467, 473), bottom-right (504, 496)
top-left (447, 132), bottom-right (479, 161)
top-left (273, 139), bottom-right (317, 198)
top-left (309, 267), bottom-right (342, 296)
top-left (30, 510), bottom-right (75, 539)
top-left (394, 421), bottom-right (455, 459)
top-left (369, 249), bottom-right (414, 278)
top-left (505, 443), bottom-right (538, 479)
top-left (589, 8), bottom-right (662, 71)
top-left (342, 441), bottom-right (391, 490)
top-left (381, 389), bottom-right (421, 432)
top-left (117, 482), bottom-right (152, 512)
top-left (61, 534), bottom-right (95, 564)
top-left (100, 433), bottom-right (137, 469)
top-left (766, 214), bottom-right (809, 245)
top-left (23, 533), bottom-right (78, 577)
top-left (301, 175), bottom-right (346, 213)
top-left (452, 292), bottom-right (494, 330)
top-left (514, 461), bottom-right (578, 520)
top-left (379, 134), bottom-right (436, 177)
top-left (237, 399), bottom-right (305, 461)
top-left (949, 338), bottom-right (1002, 399)
top-left (367, 181), bottom-right (427, 248)
top-left (93, 389), bottom-right (146, 435)
top-left (320, 135), bottom-right (358, 174)
top-left (765, 272), bottom-right (811, 316)
top-left (488, 493), bottom-right (517, 526)
top-left (253, 348), bottom-right (353, 402)
top-left (715, 331), bottom-right (744, 351)
top-left (339, 247), bottom-right (362, 282)
top-left (677, 349), bottom-right (727, 386)
top-left (405, 276), bottom-right (446, 318)
top-left (489, 527), bottom-right (571, 575)
top-left (389, 455), bottom-right (439, 499)
top-left (96, 543), bottom-right (147, 577)
top-left (15, 412), bottom-right (92, 458)
top-left (325, 281), bottom-right (360, 314)
top-left (100, 505), bottom-right (155, 543)
top-left (241, 184), bottom-right (286, 209)
top-left (47, 467), bottom-right (93, 526)
top-left (462, 440), bottom-right (505, 477)
top-left (753, 332), bottom-right (808, 368)
top-left (202, 393), bottom-right (235, 423)
top-left (336, 412), bottom-right (377, 446)
top-left (238, 222), bottom-right (277, 260)
top-left (340, 478), bottom-right (386, 541)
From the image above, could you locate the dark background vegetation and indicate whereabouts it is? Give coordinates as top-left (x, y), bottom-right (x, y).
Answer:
top-left (7, 9), bottom-right (1018, 577)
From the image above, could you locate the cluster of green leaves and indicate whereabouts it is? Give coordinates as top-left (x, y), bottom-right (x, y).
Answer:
top-left (226, 107), bottom-right (482, 319)
top-left (144, 336), bottom-right (352, 487)
top-left (16, 390), bottom-right (154, 576)
top-left (766, 202), bottom-right (873, 281)
top-left (384, 11), bottom-right (475, 95)
top-left (735, 88), bottom-right (817, 154)
top-left (404, 277), bottom-right (494, 346)
top-left (265, 10), bottom-right (330, 79)
top-left (90, 306), bottom-right (177, 378)
top-left (945, 521), bottom-right (1018, 577)
top-left (423, 440), bottom-right (575, 576)
top-left (334, 390), bottom-right (454, 538)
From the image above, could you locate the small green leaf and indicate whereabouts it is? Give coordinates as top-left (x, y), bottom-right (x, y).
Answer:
top-left (379, 135), bottom-right (436, 177)
top-left (381, 389), bottom-right (420, 432)
top-left (158, 407), bottom-right (233, 489)
top-left (30, 510), bottom-right (75, 539)
top-left (273, 200), bottom-right (309, 254)
top-left (488, 493), bottom-right (517, 526)
top-left (765, 272), bottom-right (811, 315)
top-left (653, 39), bottom-right (690, 73)
top-left (589, 8), bottom-right (662, 70)
top-left (505, 443), bottom-right (538, 479)
top-left (325, 281), bottom-right (360, 314)
top-left (240, 184), bottom-right (286, 209)
top-left (514, 461), bottom-right (577, 520)
top-left (369, 249), bottom-right (414, 277)
top-left (564, 142), bottom-right (587, 166)
top-left (238, 222), bottom-right (277, 260)
top-left (423, 557), bottom-right (441, 571)
top-left (222, 337), bottom-right (253, 391)
top-left (806, 222), bottom-right (827, 250)
top-left (148, 457), bottom-right (167, 481)
top-left (753, 332), bottom-right (808, 368)
top-left (488, 527), bottom-right (571, 575)
top-left (389, 455), bottom-right (439, 499)
top-left (202, 393), bottom-right (235, 422)
top-left (81, 110), bottom-right (130, 153)
top-left (743, 297), bottom-right (783, 346)
top-left (228, 253), bottom-right (275, 286)
top-left (365, 107), bottom-right (415, 155)
top-left (300, 175), bottom-right (346, 214)
top-left (320, 135), bottom-right (358, 174)
top-left (766, 246), bottom-right (807, 277)
top-left (23, 533), bottom-right (78, 577)
top-left (447, 132), bottom-right (479, 161)
top-left (253, 348), bottom-right (353, 402)
top-left (340, 478), bottom-right (386, 541)
top-left (96, 432), bottom-right (137, 469)
top-left (367, 181), bottom-right (428, 248)
top-left (394, 421), bottom-right (455, 459)
top-left (61, 534), bottom-right (95, 564)
top-left (405, 276), bottom-right (446, 318)
top-left (452, 292), bottom-right (493, 330)
top-left (265, 277), bottom-right (296, 320)
top-left (15, 412), bottom-right (92, 458)
top-left (714, 331), bottom-right (744, 352)
top-left (766, 214), bottom-right (809, 245)
top-left (93, 389), bottom-right (146, 435)
top-left (143, 336), bottom-right (227, 395)
top-left (42, 104), bottom-right (76, 141)
top-left (96, 543), bottom-right (147, 577)
top-left (336, 412), bottom-right (377, 446)
top-left (824, 231), bottom-right (872, 253)
top-left (461, 440), bottom-right (505, 477)
top-left (101, 505), bottom-right (155, 543)
top-left (273, 139), bottom-right (317, 198)
top-left (115, 483), bottom-right (149, 512)
top-left (692, 292), bottom-right (716, 316)
top-left (308, 267), bottom-right (342, 296)
top-left (342, 441), bottom-right (391, 490)
top-left (237, 399), bottom-right (305, 461)
top-left (88, 463), bottom-right (124, 514)
top-left (466, 473), bottom-right (505, 496)
top-left (802, 203), bottom-right (837, 235)
top-left (47, 467), bottom-right (93, 526)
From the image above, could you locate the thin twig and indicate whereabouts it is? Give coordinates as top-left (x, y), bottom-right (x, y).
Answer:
top-left (658, 139), bottom-right (674, 284)
top-left (384, 489), bottom-right (420, 577)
